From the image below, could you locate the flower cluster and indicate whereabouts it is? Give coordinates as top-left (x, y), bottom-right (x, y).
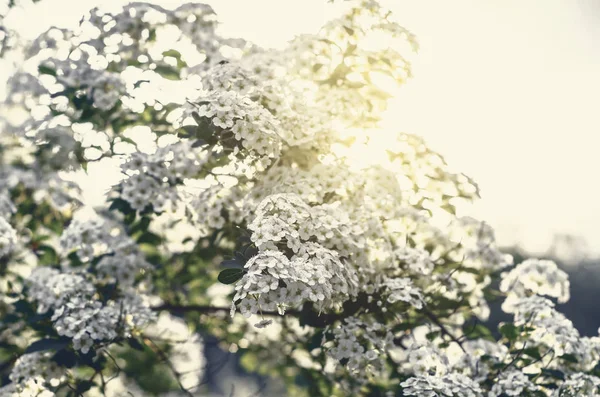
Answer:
top-left (500, 258), bottom-right (570, 303)
top-left (59, 216), bottom-right (114, 262)
top-left (59, 213), bottom-right (149, 284)
top-left (489, 370), bottom-right (537, 397)
top-left (120, 140), bottom-right (209, 211)
top-left (326, 317), bottom-right (394, 384)
top-left (0, 215), bottom-right (17, 258)
top-left (0, 190), bottom-right (16, 218)
top-left (0, 352), bottom-right (63, 396)
top-left (556, 373), bottom-right (600, 396)
top-left (185, 88), bottom-right (282, 161)
top-left (233, 244), bottom-right (359, 317)
top-left (400, 373), bottom-right (482, 397)
top-left (26, 267), bottom-right (154, 353)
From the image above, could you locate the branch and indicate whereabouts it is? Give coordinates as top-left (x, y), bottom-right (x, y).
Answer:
top-left (419, 306), bottom-right (467, 353)
top-left (153, 294), bottom-right (380, 328)
top-left (152, 304), bottom-right (295, 317)
top-left (144, 336), bottom-right (194, 397)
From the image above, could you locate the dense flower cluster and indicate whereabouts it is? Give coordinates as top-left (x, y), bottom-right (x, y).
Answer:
top-left (59, 213), bottom-right (149, 284)
top-left (120, 140), bottom-right (209, 211)
top-left (400, 373), bottom-right (482, 397)
top-left (0, 215), bottom-right (17, 258)
top-left (233, 245), bottom-right (359, 318)
top-left (500, 258), bottom-right (570, 304)
top-left (326, 317), bottom-right (394, 384)
top-left (26, 266), bottom-right (154, 353)
top-left (0, 352), bottom-right (64, 396)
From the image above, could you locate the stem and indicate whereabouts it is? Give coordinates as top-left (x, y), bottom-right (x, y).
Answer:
top-left (419, 306), bottom-right (466, 353)
top-left (144, 336), bottom-right (194, 397)
top-left (152, 304), bottom-right (293, 317)
top-left (153, 293), bottom-right (379, 328)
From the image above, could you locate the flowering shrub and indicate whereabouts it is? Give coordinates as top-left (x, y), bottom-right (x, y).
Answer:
top-left (0, 1), bottom-right (598, 396)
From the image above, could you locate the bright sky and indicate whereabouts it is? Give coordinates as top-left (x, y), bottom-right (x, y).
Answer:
top-left (4, 0), bottom-right (600, 259)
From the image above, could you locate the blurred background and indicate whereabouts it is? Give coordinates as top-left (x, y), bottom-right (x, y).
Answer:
top-left (2, 0), bottom-right (600, 394)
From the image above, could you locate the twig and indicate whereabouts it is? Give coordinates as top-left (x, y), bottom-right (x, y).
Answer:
top-left (419, 306), bottom-right (466, 353)
top-left (152, 303), bottom-right (291, 317)
top-left (144, 337), bottom-right (194, 397)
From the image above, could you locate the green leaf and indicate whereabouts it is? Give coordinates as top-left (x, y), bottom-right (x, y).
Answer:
top-left (109, 198), bottom-right (134, 215)
top-left (13, 299), bottom-right (34, 316)
top-left (541, 368), bottom-right (565, 381)
top-left (178, 125), bottom-right (198, 139)
top-left (191, 111), bottom-right (205, 125)
top-left (162, 49), bottom-right (182, 59)
top-left (499, 323), bottom-right (519, 342)
top-left (25, 338), bottom-right (70, 354)
top-left (52, 349), bottom-right (78, 368)
top-left (154, 65), bottom-right (180, 80)
top-left (560, 353), bottom-right (578, 363)
top-left (76, 380), bottom-right (95, 393)
top-left (192, 139), bottom-right (207, 148)
top-left (133, 79), bottom-right (150, 89)
top-left (464, 323), bottom-right (494, 341)
top-left (218, 268), bottom-right (245, 284)
top-left (127, 338), bottom-right (146, 351)
top-left (137, 232), bottom-right (162, 245)
top-left (38, 64), bottom-right (57, 76)
top-left (36, 244), bottom-right (58, 265)
top-left (522, 347), bottom-right (542, 360)
top-left (425, 331), bottom-right (441, 341)
top-left (130, 217), bottom-right (151, 235)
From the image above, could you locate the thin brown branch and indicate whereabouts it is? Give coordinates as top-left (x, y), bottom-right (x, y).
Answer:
top-left (144, 336), bottom-right (194, 397)
top-left (151, 304), bottom-right (295, 317)
top-left (419, 306), bottom-right (467, 353)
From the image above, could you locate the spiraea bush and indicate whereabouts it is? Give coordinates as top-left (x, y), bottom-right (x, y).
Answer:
top-left (0, 1), bottom-right (597, 396)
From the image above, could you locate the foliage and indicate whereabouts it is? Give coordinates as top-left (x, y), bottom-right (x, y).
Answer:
top-left (0, 1), bottom-right (598, 396)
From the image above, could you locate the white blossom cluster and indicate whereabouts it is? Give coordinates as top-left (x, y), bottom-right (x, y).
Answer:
top-left (326, 317), bottom-right (394, 384)
top-left (59, 213), bottom-right (149, 284)
top-left (0, 214), bottom-right (17, 258)
top-left (404, 344), bottom-right (448, 375)
top-left (164, 5), bottom-right (529, 391)
top-left (186, 183), bottom-right (245, 230)
top-left (0, 160), bottom-right (82, 210)
top-left (394, 246), bottom-right (435, 275)
top-left (489, 369), bottom-right (537, 397)
top-left (508, 296), bottom-right (593, 360)
top-left (31, 125), bottom-right (81, 171)
top-left (233, 244), bottom-right (359, 317)
top-left (186, 89), bottom-right (283, 161)
top-left (449, 339), bottom-right (508, 381)
top-left (400, 373), bottom-right (482, 397)
top-left (555, 373), bottom-right (600, 396)
top-left (26, 267), bottom-right (154, 353)
top-left (59, 216), bottom-right (113, 261)
top-left (381, 277), bottom-right (423, 308)
top-left (120, 140), bottom-right (209, 211)
top-left (500, 258), bottom-right (570, 304)
top-left (0, 189), bottom-right (16, 218)
top-left (0, 352), bottom-right (65, 396)
top-left (26, 267), bottom-right (96, 313)
top-left (228, 193), bottom-right (365, 316)
top-left (42, 55), bottom-right (125, 111)
top-left (447, 216), bottom-right (513, 271)
top-left (284, 1), bottom-right (418, 128)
